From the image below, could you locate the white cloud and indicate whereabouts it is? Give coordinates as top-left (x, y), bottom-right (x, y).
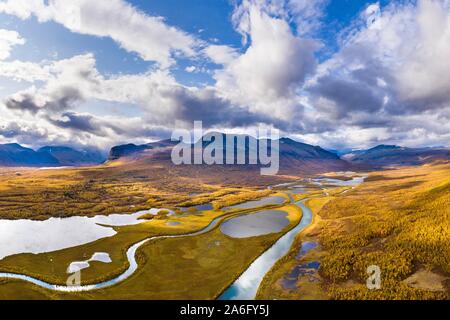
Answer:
top-left (185, 66), bottom-right (196, 73)
top-left (0, 29), bottom-right (25, 60)
top-left (1, 51), bottom-right (278, 149)
top-left (315, 0), bottom-right (450, 111)
top-left (214, 4), bottom-right (319, 121)
top-left (394, 0), bottom-right (450, 105)
top-left (2, 0), bottom-right (450, 149)
top-left (231, 0), bottom-right (327, 41)
top-left (364, 2), bottom-right (381, 26)
top-left (286, 0), bottom-right (328, 35)
top-left (301, 0), bottom-right (450, 148)
top-left (204, 45), bottom-right (239, 65)
top-left (0, 0), bottom-right (198, 67)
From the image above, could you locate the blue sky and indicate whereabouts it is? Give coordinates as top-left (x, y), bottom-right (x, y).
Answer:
top-left (0, 0), bottom-right (449, 150)
top-left (0, 0), bottom-right (387, 76)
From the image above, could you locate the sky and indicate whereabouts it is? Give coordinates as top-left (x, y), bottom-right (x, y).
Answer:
top-left (0, 0), bottom-right (450, 151)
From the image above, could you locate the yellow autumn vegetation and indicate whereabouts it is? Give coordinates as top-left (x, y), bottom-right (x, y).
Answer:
top-left (318, 163), bottom-right (450, 299)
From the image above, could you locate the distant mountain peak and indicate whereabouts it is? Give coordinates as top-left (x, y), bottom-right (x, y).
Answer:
top-left (368, 144), bottom-right (402, 152)
top-left (0, 143), bottom-right (105, 167)
top-left (348, 144), bottom-right (449, 168)
top-left (2, 143), bottom-right (29, 150)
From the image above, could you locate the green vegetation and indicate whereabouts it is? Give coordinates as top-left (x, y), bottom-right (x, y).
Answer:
top-left (256, 196), bottom-right (331, 300)
top-left (0, 164), bottom-right (285, 220)
top-left (0, 198), bottom-right (301, 299)
top-left (1, 163), bottom-right (448, 300)
top-left (258, 164), bottom-right (450, 300)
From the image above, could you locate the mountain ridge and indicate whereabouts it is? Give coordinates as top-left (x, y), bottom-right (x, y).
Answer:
top-left (1, 138), bottom-right (449, 170)
top-left (106, 133), bottom-right (350, 176)
top-left (344, 144), bottom-right (450, 168)
top-left (0, 143), bottom-right (105, 167)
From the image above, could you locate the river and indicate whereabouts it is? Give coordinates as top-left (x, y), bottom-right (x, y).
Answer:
top-left (0, 176), bottom-right (364, 295)
top-left (218, 198), bottom-right (313, 300)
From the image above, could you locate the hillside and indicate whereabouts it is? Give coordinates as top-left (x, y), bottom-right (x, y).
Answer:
top-left (343, 145), bottom-right (450, 168)
top-left (0, 144), bottom-right (59, 167)
top-left (0, 143), bottom-right (105, 167)
top-left (109, 133), bottom-right (351, 176)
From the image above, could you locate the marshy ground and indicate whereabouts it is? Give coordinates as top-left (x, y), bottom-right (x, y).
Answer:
top-left (0, 163), bottom-right (448, 300)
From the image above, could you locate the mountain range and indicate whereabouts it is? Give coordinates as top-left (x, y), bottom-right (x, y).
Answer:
top-left (106, 134), bottom-right (350, 174)
top-left (0, 144), bottom-right (105, 167)
top-left (341, 144), bottom-right (450, 168)
top-left (1, 135), bottom-right (449, 172)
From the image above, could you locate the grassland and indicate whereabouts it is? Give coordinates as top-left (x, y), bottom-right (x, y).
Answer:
top-left (0, 160), bottom-right (291, 220)
top-left (1, 161), bottom-right (449, 300)
top-left (0, 195), bottom-right (301, 299)
top-left (257, 163), bottom-right (450, 300)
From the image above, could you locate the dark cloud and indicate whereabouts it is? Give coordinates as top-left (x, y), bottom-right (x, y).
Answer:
top-left (47, 112), bottom-right (105, 136)
top-left (5, 86), bottom-right (83, 114)
top-left (0, 122), bottom-right (48, 144)
top-left (158, 87), bottom-right (292, 129)
top-left (5, 92), bottom-right (42, 114)
top-left (309, 74), bottom-right (385, 120)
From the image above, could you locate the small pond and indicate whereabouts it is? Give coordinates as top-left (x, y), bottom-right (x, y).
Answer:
top-left (223, 196), bottom-right (286, 210)
top-left (220, 210), bottom-right (290, 238)
top-left (166, 221), bottom-right (182, 226)
top-left (0, 210), bottom-right (159, 260)
top-left (179, 203), bottom-right (213, 212)
top-left (67, 252), bottom-right (112, 274)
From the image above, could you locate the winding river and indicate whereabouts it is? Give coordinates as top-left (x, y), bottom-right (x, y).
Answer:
top-left (0, 213), bottom-right (225, 292)
top-left (218, 176), bottom-right (365, 300)
top-left (0, 176), bottom-right (364, 296)
top-left (218, 198), bottom-right (313, 300)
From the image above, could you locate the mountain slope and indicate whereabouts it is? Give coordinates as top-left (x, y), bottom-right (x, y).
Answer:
top-left (108, 139), bottom-right (177, 160)
top-left (108, 133), bottom-right (351, 177)
top-left (37, 146), bottom-right (105, 166)
top-left (0, 144), bottom-right (105, 167)
top-left (345, 145), bottom-right (450, 167)
top-left (0, 144), bottom-right (59, 167)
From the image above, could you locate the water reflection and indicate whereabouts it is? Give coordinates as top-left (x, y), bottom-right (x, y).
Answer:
top-left (0, 212), bottom-right (227, 292)
top-left (218, 200), bottom-right (313, 300)
top-left (0, 211), bottom-right (152, 260)
top-left (220, 210), bottom-right (290, 238)
top-left (296, 241), bottom-right (318, 259)
top-left (281, 261), bottom-right (321, 290)
top-left (180, 203), bottom-right (213, 212)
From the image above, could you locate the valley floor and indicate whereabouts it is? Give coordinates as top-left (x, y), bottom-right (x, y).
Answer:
top-left (0, 163), bottom-right (448, 299)
top-left (257, 163), bottom-right (450, 300)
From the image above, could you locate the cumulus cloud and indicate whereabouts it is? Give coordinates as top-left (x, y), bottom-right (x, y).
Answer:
top-left (0, 0), bottom-right (197, 67)
top-left (0, 0), bottom-right (325, 148)
top-left (311, 0), bottom-right (450, 114)
top-left (204, 45), bottom-right (239, 65)
top-left (214, 3), bottom-right (319, 122)
top-left (0, 60), bottom-right (51, 82)
top-left (394, 0), bottom-right (450, 108)
top-left (3, 54), bottom-right (100, 114)
top-left (6, 85), bottom-right (83, 114)
top-left (285, 0), bottom-right (328, 35)
top-left (1, 51), bottom-right (284, 149)
top-left (231, 0), bottom-right (327, 40)
top-left (47, 111), bottom-right (103, 134)
top-left (185, 66), bottom-right (196, 73)
top-left (2, 0), bottom-right (450, 150)
top-left (0, 122), bottom-right (41, 139)
top-left (300, 0), bottom-right (450, 148)
top-left (0, 29), bottom-right (25, 60)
